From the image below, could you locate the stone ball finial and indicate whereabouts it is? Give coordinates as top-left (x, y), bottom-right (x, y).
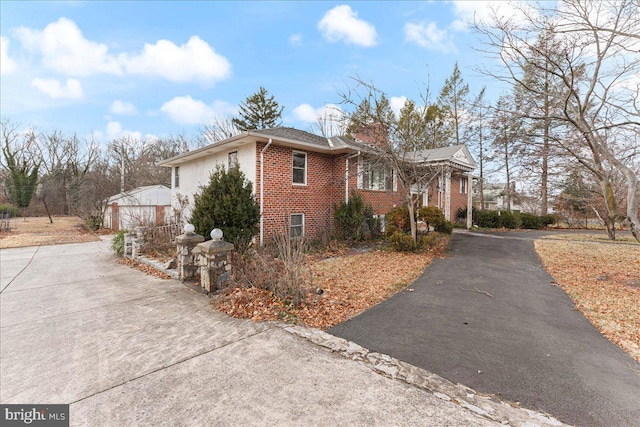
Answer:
top-left (184, 223), bottom-right (195, 234)
top-left (211, 228), bottom-right (223, 241)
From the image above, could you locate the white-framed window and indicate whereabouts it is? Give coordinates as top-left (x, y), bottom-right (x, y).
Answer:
top-left (359, 160), bottom-right (394, 191)
top-left (174, 166), bottom-right (180, 188)
top-left (290, 213), bottom-right (304, 238)
top-left (292, 151), bottom-right (307, 185)
top-left (228, 151), bottom-right (238, 169)
top-left (460, 176), bottom-right (467, 194)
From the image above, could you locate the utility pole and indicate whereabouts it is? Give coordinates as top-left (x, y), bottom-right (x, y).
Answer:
top-left (120, 142), bottom-right (125, 193)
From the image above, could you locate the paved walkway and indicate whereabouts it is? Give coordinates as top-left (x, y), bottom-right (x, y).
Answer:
top-left (0, 239), bottom-right (562, 426)
top-left (330, 231), bottom-right (640, 426)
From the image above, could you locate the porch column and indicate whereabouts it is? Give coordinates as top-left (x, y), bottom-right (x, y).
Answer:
top-left (467, 172), bottom-right (473, 229)
top-left (444, 169), bottom-right (452, 221)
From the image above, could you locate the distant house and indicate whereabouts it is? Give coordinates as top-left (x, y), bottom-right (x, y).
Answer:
top-left (103, 185), bottom-right (172, 231)
top-left (473, 182), bottom-right (523, 212)
top-left (159, 127), bottom-right (476, 244)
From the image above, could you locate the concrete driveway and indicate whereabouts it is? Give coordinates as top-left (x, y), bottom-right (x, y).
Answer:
top-left (330, 231), bottom-right (640, 426)
top-left (0, 239), bottom-right (537, 426)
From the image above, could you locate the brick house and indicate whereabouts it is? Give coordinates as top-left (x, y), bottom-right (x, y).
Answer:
top-left (159, 127), bottom-right (475, 243)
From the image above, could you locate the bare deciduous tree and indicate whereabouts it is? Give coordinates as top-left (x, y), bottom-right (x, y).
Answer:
top-left (474, 0), bottom-right (640, 241)
top-left (341, 78), bottom-right (449, 243)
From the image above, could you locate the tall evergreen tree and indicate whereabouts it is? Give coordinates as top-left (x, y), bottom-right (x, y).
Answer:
top-left (464, 87), bottom-right (490, 209)
top-left (438, 62), bottom-right (469, 146)
top-left (232, 87), bottom-right (284, 131)
top-left (189, 165), bottom-right (260, 252)
top-left (346, 94), bottom-right (396, 139)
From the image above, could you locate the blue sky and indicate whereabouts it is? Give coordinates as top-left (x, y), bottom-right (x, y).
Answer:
top-left (1, 1), bottom-right (514, 143)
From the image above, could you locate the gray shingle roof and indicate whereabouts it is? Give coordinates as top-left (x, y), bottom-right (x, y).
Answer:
top-left (252, 127), bottom-right (331, 148)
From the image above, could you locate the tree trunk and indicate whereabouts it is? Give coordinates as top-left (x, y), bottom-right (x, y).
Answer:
top-left (504, 136), bottom-right (511, 212)
top-left (42, 194), bottom-right (53, 224)
top-left (407, 194), bottom-right (417, 243)
top-left (600, 179), bottom-right (617, 240)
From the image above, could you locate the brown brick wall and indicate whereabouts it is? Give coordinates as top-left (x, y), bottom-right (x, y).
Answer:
top-left (256, 143), bottom-right (341, 242)
top-left (450, 174), bottom-right (470, 221)
top-left (254, 143), bottom-right (467, 240)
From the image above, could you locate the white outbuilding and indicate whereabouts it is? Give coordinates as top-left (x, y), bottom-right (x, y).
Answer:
top-left (103, 185), bottom-right (172, 231)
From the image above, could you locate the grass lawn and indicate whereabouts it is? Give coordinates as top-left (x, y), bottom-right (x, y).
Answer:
top-left (535, 235), bottom-right (640, 362)
top-left (0, 216), bottom-right (102, 249)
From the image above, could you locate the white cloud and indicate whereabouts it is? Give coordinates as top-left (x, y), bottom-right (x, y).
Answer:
top-left (123, 36), bottom-right (231, 84)
top-left (451, 1), bottom-right (539, 30)
top-left (289, 33), bottom-right (303, 46)
top-left (390, 96), bottom-right (408, 118)
top-left (404, 21), bottom-right (457, 54)
top-left (293, 103), bottom-right (344, 123)
top-left (1, 36), bottom-right (18, 75)
top-left (31, 78), bottom-right (83, 99)
top-left (109, 100), bottom-right (138, 116)
top-left (15, 17), bottom-right (121, 76)
top-left (13, 18), bottom-right (231, 85)
top-left (105, 120), bottom-right (156, 142)
top-left (318, 5), bottom-right (377, 47)
top-left (160, 95), bottom-right (220, 125)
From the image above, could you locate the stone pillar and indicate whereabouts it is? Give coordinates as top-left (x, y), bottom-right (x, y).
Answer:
top-left (192, 229), bottom-right (234, 294)
top-left (124, 231), bottom-right (136, 258)
top-left (132, 226), bottom-right (147, 258)
top-left (175, 224), bottom-right (204, 281)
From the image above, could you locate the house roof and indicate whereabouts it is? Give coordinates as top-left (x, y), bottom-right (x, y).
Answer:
top-left (158, 127), bottom-right (476, 172)
top-left (413, 145), bottom-right (477, 171)
top-left (252, 127), bottom-right (331, 148)
top-left (106, 184), bottom-right (171, 205)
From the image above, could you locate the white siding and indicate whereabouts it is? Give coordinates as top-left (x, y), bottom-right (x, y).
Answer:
top-left (171, 142), bottom-right (256, 220)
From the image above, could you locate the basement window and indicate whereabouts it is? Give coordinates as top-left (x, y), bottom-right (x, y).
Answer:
top-left (290, 214), bottom-right (305, 238)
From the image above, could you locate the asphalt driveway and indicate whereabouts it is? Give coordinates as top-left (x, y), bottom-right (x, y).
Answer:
top-left (330, 231), bottom-right (640, 426)
top-left (1, 239), bottom-right (512, 426)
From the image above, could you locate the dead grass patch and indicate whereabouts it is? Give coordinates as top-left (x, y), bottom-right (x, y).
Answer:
top-left (0, 216), bottom-right (101, 249)
top-left (212, 238), bottom-right (448, 330)
top-left (535, 237), bottom-right (640, 362)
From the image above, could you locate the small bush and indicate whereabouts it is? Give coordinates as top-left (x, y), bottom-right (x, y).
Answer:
top-left (84, 214), bottom-right (102, 231)
top-left (232, 227), bottom-right (310, 307)
top-left (111, 230), bottom-right (126, 256)
top-left (474, 210), bottom-right (500, 228)
top-left (434, 219), bottom-right (453, 234)
top-left (417, 206), bottom-right (445, 231)
top-left (520, 213), bottom-right (542, 229)
top-left (334, 192), bottom-right (378, 241)
top-left (421, 233), bottom-right (446, 250)
top-left (0, 204), bottom-right (20, 217)
top-left (385, 206), bottom-right (411, 235)
top-left (388, 231), bottom-right (417, 252)
top-left (541, 214), bottom-right (556, 227)
top-left (498, 210), bottom-right (519, 229)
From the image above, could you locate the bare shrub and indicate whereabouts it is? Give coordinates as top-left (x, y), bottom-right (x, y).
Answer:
top-left (232, 226), bottom-right (311, 307)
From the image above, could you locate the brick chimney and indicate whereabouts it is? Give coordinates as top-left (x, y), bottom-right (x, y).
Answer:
top-left (354, 123), bottom-right (389, 149)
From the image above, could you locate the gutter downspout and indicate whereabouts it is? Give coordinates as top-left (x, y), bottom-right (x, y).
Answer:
top-left (345, 151), bottom-right (361, 203)
top-left (259, 139), bottom-right (273, 246)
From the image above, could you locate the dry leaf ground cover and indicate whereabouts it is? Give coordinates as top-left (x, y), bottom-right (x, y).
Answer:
top-left (0, 216), bottom-right (101, 249)
top-left (213, 239), bottom-right (449, 330)
top-left (535, 235), bottom-right (640, 362)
